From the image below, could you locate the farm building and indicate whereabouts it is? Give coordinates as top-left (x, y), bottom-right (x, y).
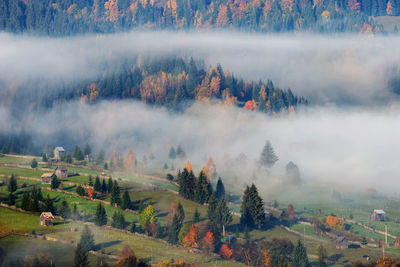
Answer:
top-left (55, 166), bottom-right (68, 178)
top-left (53, 147), bottom-right (65, 161)
top-left (371, 209), bottom-right (386, 221)
top-left (336, 236), bottom-right (348, 249)
top-left (40, 212), bottom-right (54, 226)
top-left (41, 173), bottom-right (55, 184)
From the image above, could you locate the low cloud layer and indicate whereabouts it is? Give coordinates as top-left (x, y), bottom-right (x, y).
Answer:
top-left (1, 100), bottom-right (400, 194)
top-left (1, 31), bottom-right (400, 105)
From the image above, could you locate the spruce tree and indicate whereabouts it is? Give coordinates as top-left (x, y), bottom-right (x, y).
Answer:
top-left (177, 202), bottom-right (185, 225)
top-left (21, 191), bottom-right (30, 210)
top-left (111, 181), bottom-right (121, 207)
top-left (58, 200), bottom-right (71, 219)
top-left (74, 242), bottom-right (89, 267)
top-left (194, 170), bottom-right (209, 204)
top-left (216, 177), bottom-right (225, 200)
top-left (112, 210), bottom-right (126, 229)
top-left (168, 147), bottom-right (176, 159)
top-left (216, 198), bottom-right (232, 236)
top-left (259, 140), bottom-right (278, 168)
top-left (107, 177), bottom-right (113, 193)
top-left (51, 176), bottom-right (61, 189)
top-left (193, 208), bottom-right (200, 223)
top-left (8, 192), bottom-right (15, 205)
top-left (207, 193), bottom-right (218, 223)
top-left (240, 184), bottom-right (265, 229)
top-left (95, 203), bottom-right (107, 226)
top-left (8, 174), bottom-right (17, 193)
top-left (293, 240), bottom-right (309, 267)
top-left (94, 176), bottom-right (101, 192)
top-left (101, 179), bottom-right (107, 193)
top-left (88, 176), bottom-right (93, 186)
top-left (80, 225), bottom-right (95, 252)
top-left (121, 190), bottom-right (131, 210)
top-left (43, 194), bottom-right (55, 214)
top-left (168, 214), bottom-right (180, 244)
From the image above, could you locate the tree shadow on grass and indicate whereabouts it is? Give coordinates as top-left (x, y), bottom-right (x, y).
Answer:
top-left (93, 240), bottom-right (122, 251)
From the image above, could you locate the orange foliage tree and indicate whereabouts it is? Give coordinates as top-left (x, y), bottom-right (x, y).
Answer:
top-left (124, 150), bottom-right (136, 170)
top-left (263, 249), bottom-right (271, 267)
top-left (326, 216), bottom-right (345, 230)
top-left (182, 224), bottom-right (199, 248)
top-left (216, 4), bottom-right (229, 27)
top-left (219, 244), bottom-right (233, 259)
top-left (87, 187), bottom-right (93, 198)
top-left (387, 1), bottom-right (393, 15)
top-left (185, 161), bottom-right (192, 173)
top-left (243, 100), bottom-right (257, 111)
top-left (202, 231), bottom-right (215, 254)
top-left (104, 0), bottom-right (119, 22)
top-left (376, 256), bottom-right (397, 267)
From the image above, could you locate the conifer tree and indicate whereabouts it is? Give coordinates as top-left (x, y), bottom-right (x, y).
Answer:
top-left (168, 147), bottom-right (176, 159)
top-left (259, 140), bottom-right (278, 168)
top-left (240, 184), bottom-right (265, 229)
top-left (88, 176), bottom-right (93, 186)
top-left (94, 176), bottom-right (101, 192)
top-left (43, 194), bottom-right (55, 214)
top-left (21, 191), bottom-right (30, 210)
top-left (168, 214), bottom-right (180, 244)
top-left (216, 198), bottom-right (232, 236)
top-left (293, 240), bottom-right (309, 267)
top-left (51, 176), bottom-right (61, 189)
top-left (80, 225), bottom-right (95, 252)
top-left (121, 190), bottom-right (131, 210)
top-left (216, 177), bottom-right (225, 200)
top-left (74, 242), bottom-right (89, 267)
top-left (8, 174), bottom-right (17, 193)
top-left (107, 177), bottom-right (113, 193)
top-left (193, 208), bottom-right (200, 223)
top-left (95, 203), bottom-right (107, 226)
top-left (112, 210), bottom-right (126, 229)
top-left (177, 202), bottom-right (185, 225)
top-left (58, 199), bottom-right (71, 219)
top-left (207, 193), bottom-right (218, 223)
top-left (101, 179), bottom-right (107, 193)
top-left (111, 180), bottom-right (121, 207)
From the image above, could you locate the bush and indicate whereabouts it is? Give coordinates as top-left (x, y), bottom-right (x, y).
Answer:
top-left (166, 174), bottom-right (174, 181)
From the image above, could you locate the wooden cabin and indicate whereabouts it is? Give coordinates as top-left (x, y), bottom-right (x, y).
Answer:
top-left (55, 166), bottom-right (68, 178)
top-left (371, 209), bottom-right (385, 221)
top-left (40, 212), bottom-right (54, 226)
top-left (41, 173), bottom-right (55, 184)
top-left (336, 236), bottom-right (348, 249)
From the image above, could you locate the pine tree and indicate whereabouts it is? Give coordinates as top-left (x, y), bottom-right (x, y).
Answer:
top-left (107, 177), bottom-right (113, 193)
top-left (8, 192), bottom-right (15, 205)
top-left (121, 190), bottom-right (131, 210)
top-left (259, 140), bottom-right (278, 168)
top-left (293, 240), bottom-right (309, 267)
top-left (168, 147), bottom-right (176, 159)
top-left (168, 214), bottom-right (180, 244)
top-left (178, 168), bottom-right (195, 200)
top-left (101, 179), bottom-right (107, 193)
top-left (31, 158), bottom-right (38, 168)
top-left (51, 176), bottom-right (61, 189)
top-left (43, 194), bottom-right (55, 214)
top-left (88, 176), bottom-right (93, 186)
top-left (74, 242), bottom-right (89, 267)
top-left (240, 184), bottom-right (265, 229)
top-left (21, 191), bottom-right (31, 210)
top-left (8, 174), bottom-right (17, 193)
top-left (316, 244), bottom-right (327, 267)
top-left (177, 202), bottom-right (185, 225)
top-left (111, 180), bottom-right (121, 207)
top-left (58, 200), bottom-right (71, 219)
top-left (193, 208), bottom-right (200, 223)
top-left (80, 225), bottom-right (95, 252)
top-left (30, 186), bottom-right (43, 212)
top-left (112, 210), bottom-right (126, 229)
top-left (95, 203), bottom-right (107, 226)
top-left (194, 170), bottom-right (209, 204)
top-left (72, 204), bottom-right (80, 220)
top-left (207, 193), bottom-right (218, 223)
top-left (216, 177), bottom-right (225, 200)
top-left (216, 198), bottom-right (232, 236)
top-left (94, 176), bottom-right (101, 192)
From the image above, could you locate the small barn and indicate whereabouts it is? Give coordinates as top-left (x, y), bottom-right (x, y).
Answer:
top-left (53, 147), bottom-right (65, 161)
top-left (371, 209), bottom-right (385, 221)
top-left (336, 236), bottom-right (348, 249)
top-left (55, 166), bottom-right (68, 178)
top-left (40, 212), bottom-right (54, 226)
top-left (41, 173), bottom-right (55, 184)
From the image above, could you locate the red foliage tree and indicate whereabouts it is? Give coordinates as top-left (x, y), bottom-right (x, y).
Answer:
top-left (182, 224), bottom-right (199, 248)
top-left (219, 244), bottom-right (233, 259)
top-left (202, 231), bottom-right (215, 254)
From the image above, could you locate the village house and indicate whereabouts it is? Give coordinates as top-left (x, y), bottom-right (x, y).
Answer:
top-left (336, 236), bottom-right (348, 249)
top-left (55, 166), bottom-right (68, 178)
top-left (53, 147), bottom-right (65, 161)
top-left (371, 209), bottom-right (386, 221)
top-left (41, 173), bottom-right (55, 184)
top-left (40, 212), bottom-right (54, 226)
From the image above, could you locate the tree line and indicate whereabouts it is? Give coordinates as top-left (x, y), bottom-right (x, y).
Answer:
top-left (0, 0), bottom-right (396, 35)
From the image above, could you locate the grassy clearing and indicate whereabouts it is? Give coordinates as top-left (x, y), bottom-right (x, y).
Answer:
top-left (0, 207), bottom-right (68, 234)
top-left (0, 155), bottom-right (33, 164)
top-left (46, 228), bottom-right (245, 267)
top-left (0, 166), bottom-right (45, 178)
top-left (0, 234), bottom-right (107, 266)
top-left (289, 223), bottom-right (330, 242)
top-left (131, 191), bottom-right (208, 224)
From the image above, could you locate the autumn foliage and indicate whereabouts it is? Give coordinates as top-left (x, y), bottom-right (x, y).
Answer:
top-left (263, 249), bottom-right (271, 267)
top-left (326, 216), bottom-right (345, 230)
top-left (243, 100), bottom-right (257, 111)
top-left (376, 257), bottom-right (397, 267)
top-left (202, 231), bottom-right (215, 254)
top-left (219, 244), bottom-right (233, 259)
top-left (185, 161), bottom-right (192, 173)
top-left (182, 224), bottom-right (199, 248)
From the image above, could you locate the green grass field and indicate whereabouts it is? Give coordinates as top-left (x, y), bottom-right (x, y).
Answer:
top-left (45, 228), bottom-right (244, 267)
top-left (0, 155), bottom-right (33, 164)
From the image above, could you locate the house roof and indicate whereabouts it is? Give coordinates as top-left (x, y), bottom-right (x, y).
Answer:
top-left (56, 166), bottom-right (68, 171)
top-left (40, 212), bottom-right (54, 218)
top-left (41, 173), bottom-right (54, 178)
top-left (54, 147), bottom-right (65, 152)
top-left (373, 209), bottom-right (385, 214)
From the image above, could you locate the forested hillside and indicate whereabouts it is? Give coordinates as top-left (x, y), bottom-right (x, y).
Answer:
top-left (1, 0), bottom-right (398, 35)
